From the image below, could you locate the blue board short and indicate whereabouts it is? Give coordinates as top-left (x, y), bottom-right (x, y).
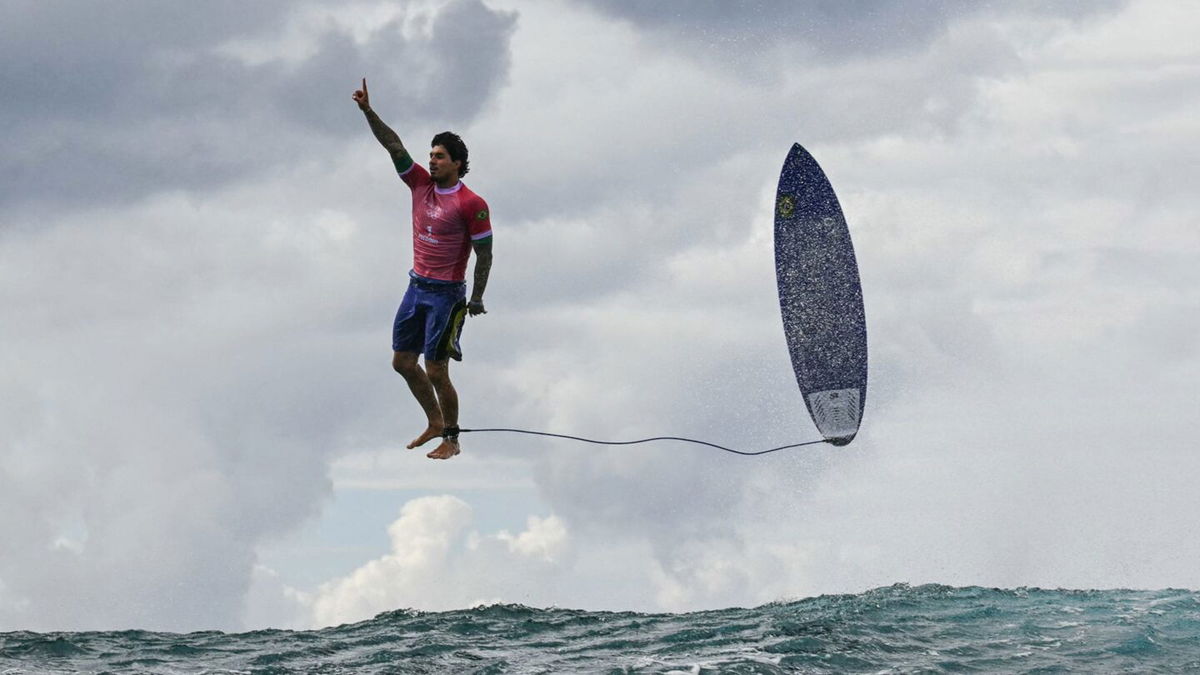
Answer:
top-left (392, 272), bottom-right (468, 361)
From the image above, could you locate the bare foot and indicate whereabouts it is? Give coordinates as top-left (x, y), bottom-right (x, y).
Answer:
top-left (426, 438), bottom-right (461, 460)
top-left (407, 424), bottom-right (444, 449)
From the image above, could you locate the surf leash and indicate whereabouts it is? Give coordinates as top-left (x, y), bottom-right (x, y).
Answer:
top-left (453, 427), bottom-right (831, 456)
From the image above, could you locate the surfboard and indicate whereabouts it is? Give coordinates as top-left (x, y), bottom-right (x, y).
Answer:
top-left (774, 143), bottom-right (868, 446)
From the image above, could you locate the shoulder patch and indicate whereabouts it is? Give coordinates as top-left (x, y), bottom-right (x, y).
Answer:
top-left (476, 209), bottom-right (489, 220)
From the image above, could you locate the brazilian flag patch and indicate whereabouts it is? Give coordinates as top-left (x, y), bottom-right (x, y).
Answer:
top-left (476, 209), bottom-right (489, 220)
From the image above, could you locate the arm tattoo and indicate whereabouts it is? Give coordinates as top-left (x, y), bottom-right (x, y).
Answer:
top-left (363, 109), bottom-right (411, 167)
top-left (471, 244), bottom-right (493, 302)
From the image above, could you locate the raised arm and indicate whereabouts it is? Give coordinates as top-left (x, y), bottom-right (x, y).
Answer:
top-left (353, 78), bottom-right (414, 173)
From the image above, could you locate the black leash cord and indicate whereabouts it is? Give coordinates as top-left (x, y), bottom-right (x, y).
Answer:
top-left (457, 427), bottom-right (831, 456)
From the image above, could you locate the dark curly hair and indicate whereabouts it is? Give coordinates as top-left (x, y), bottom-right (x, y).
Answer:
top-left (431, 131), bottom-right (469, 177)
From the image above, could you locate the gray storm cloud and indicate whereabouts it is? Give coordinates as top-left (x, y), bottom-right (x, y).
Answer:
top-left (573, 0), bottom-right (1127, 63)
top-left (2, 0), bottom-right (1197, 632)
top-left (0, 0), bottom-right (515, 213)
top-left (0, 0), bottom-right (516, 631)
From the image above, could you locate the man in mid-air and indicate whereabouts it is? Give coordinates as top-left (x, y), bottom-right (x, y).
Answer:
top-left (353, 78), bottom-right (493, 460)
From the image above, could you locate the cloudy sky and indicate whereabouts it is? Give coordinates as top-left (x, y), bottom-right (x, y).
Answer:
top-left (1, 0), bottom-right (1197, 632)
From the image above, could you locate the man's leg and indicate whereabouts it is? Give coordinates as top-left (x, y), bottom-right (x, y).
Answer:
top-left (424, 359), bottom-right (460, 459)
top-left (393, 351), bottom-right (444, 448)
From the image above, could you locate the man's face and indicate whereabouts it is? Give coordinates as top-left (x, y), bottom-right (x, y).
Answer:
top-left (428, 145), bottom-right (460, 182)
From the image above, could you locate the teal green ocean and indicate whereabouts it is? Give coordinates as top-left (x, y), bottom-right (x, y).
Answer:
top-left (3, 584), bottom-right (1198, 673)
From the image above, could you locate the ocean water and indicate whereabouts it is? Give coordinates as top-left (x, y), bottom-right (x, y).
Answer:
top-left (2, 584), bottom-right (1198, 674)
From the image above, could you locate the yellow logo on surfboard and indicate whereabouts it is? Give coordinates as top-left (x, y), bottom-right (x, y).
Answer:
top-left (777, 194), bottom-right (795, 218)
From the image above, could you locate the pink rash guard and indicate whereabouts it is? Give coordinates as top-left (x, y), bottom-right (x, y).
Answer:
top-left (399, 162), bottom-right (492, 282)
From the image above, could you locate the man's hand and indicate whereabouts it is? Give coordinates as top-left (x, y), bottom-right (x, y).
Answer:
top-left (353, 77), bottom-right (370, 111)
top-left (468, 300), bottom-right (487, 316)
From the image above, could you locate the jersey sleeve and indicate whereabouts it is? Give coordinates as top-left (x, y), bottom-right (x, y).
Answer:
top-left (467, 195), bottom-right (492, 240)
top-left (400, 162), bottom-right (431, 190)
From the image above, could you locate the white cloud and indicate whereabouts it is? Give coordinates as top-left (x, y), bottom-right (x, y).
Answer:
top-left (493, 514), bottom-right (568, 562)
top-left (309, 496), bottom-right (572, 627)
top-left (243, 564), bottom-right (313, 630)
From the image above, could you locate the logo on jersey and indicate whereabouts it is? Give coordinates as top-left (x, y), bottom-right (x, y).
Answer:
top-left (476, 209), bottom-right (489, 221)
top-left (418, 224), bottom-right (440, 245)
